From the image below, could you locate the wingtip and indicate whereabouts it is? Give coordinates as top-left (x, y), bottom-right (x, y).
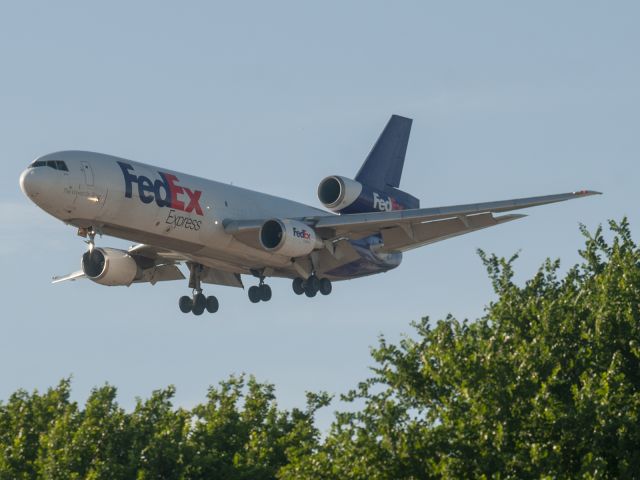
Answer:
top-left (574, 190), bottom-right (602, 196)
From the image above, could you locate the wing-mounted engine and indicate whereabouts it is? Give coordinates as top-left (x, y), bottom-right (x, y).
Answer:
top-left (259, 219), bottom-right (323, 257)
top-left (317, 175), bottom-right (419, 214)
top-left (82, 247), bottom-right (140, 286)
top-left (54, 246), bottom-right (184, 286)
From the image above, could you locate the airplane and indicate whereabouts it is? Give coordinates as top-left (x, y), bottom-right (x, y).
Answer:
top-left (19, 115), bottom-right (600, 315)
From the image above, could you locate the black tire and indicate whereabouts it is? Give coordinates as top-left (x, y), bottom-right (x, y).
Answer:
top-left (248, 285), bottom-right (261, 303)
top-left (206, 296), bottom-right (219, 313)
top-left (179, 295), bottom-right (193, 313)
top-left (319, 278), bottom-right (332, 295)
top-left (292, 278), bottom-right (305, 295)
top-left (192, 293), bottom-right (206, 315)
top-left (259, 284), bottom-right (272, 302)
top-left (304, 284), bottom-right (317, 297)
top-left (307, 275), bottom-right (320, 292)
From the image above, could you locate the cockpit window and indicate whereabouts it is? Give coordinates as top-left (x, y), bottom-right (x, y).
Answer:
top-left (29, 160), bottom-right (68, 171)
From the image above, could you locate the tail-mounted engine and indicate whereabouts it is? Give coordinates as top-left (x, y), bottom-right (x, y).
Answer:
top-left (82, 247), bottom-right (140, 286)
top-left (259, 219), bottom-right (323, 258)
top-left (317, 175), bottom-right (419, 214)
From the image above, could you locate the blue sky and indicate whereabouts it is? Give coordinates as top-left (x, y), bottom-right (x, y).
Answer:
top-left (1, 1), bottom-right (638, 429)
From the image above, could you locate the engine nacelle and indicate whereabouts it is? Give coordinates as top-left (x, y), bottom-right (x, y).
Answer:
top-left (318, 175), bottom-right (420, 214)
top-left (81, 247), bottom-right (139, 286)
top-left (259, 219), bottom-right (322, 258)
top-left (317, 175), bottom-right (363, 212)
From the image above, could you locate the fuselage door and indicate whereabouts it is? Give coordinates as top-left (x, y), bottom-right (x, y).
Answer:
top-left (81, 161), bottom-right (94, 186)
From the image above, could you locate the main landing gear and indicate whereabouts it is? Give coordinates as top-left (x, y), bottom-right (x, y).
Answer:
top-left (179, 263), bottom-right (219, 315)
top-left (248, 276), bottom-right (272, 303)
top-left (292, 275), bottom-right (332, 298)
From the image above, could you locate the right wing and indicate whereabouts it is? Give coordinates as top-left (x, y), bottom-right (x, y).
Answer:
top-left (311, 190), bottom-right (601, 252)
top-left (225, 190), bottom-right (601, 253)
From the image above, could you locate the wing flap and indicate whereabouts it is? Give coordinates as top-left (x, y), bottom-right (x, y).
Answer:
top-left (128, 243), bottom-right (185, 262)
top-left (380, 213), bottom-right (525, 252)
top-left (134, 264), bottom-right (185, 284)
top-left (200, 267), bottom-right (244, 288)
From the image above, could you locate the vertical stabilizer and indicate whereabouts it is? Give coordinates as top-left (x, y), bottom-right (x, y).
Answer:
top-left (355, 115), bottom-right (412, 190)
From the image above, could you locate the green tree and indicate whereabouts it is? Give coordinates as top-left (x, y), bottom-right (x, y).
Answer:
top-left (0, 376), bottom-right (325, 479)
top-left (184, 374), bottom-right (327, 480)
top-left (129, 386), bottom-right (190, 480)
top-left (51, 385), bottom-right (133, 479)
top-left (0, 379), bottom-right (74, 480)
top-left (282, 219), bottom-right (640, 479)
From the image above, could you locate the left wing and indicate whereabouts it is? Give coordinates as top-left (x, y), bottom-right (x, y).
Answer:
top-left (53, 244), bottom-right (243, 288)
top-left (51, 261), bottom-right (184, 285)
top-left (52, 270), bottom-right (85, 284)
top-left (128, 244), bottom-right (243, 287)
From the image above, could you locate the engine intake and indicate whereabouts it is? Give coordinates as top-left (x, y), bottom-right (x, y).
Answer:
top-left (317, 175), bottom-right (363, 212)
top-left (259, 219), bottom-right (322, 257)
top-left (318, 175), bottom-right (419, 214)
top-left (82, 247), bottom-right (140, 286)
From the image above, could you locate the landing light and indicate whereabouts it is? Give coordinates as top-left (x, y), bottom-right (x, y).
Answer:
top-left (87, 196), bottom-right (100, 203)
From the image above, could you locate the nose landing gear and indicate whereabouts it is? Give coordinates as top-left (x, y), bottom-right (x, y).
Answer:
top-left (248, 275), bottom-right (272, 303)
top-left (179, 263), bottom-right (219, 315)
top-left (78, 226), bottom-right (100, 252)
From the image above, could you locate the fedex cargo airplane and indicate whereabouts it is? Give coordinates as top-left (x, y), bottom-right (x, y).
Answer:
top-left (19, 115), bottom-right (599, 315)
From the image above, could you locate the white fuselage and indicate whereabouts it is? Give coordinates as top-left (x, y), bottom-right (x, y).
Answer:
top-left (20, 150), bottom-right (332, 276)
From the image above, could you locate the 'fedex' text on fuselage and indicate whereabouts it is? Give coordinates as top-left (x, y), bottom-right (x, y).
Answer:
top-left (118, 162), bottom-right (203, 216)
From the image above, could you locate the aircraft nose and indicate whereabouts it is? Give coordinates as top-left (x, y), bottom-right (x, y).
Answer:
top-left (19, 167), bottom-right (44, 199)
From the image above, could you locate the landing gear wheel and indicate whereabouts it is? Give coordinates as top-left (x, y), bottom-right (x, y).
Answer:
top-left (259, 284), bottom-right (272, 302)
top-left (192, 293), bottom-right (206, 315)
top-left (179, 296), bottom-right (193, 313)
top-left (307, 275), bottom-right (320, 293)
top-left (183, 263), bottom-right (220, 315)
top-left (319, 278), bottom-right (332, 296)
top-left (292, 278), bottom-right (305, 295)
top-left (304, 281), bottom-right (318, 297)
top-left (248, 286), bottom-right (261, 303)
top-left (206, 296), bottom-right (219, 313)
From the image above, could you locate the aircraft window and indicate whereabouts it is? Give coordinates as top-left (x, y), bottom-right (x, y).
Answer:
top-left (29, 159), bottom-right (69, 171)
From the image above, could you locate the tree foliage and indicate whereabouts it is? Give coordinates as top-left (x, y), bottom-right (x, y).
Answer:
top-left (0, 376), bottom-right (328, 480)
top-left (2, 220), bottom-right (640, 479)
top-left (282, 219), bottom-right (640, 479)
